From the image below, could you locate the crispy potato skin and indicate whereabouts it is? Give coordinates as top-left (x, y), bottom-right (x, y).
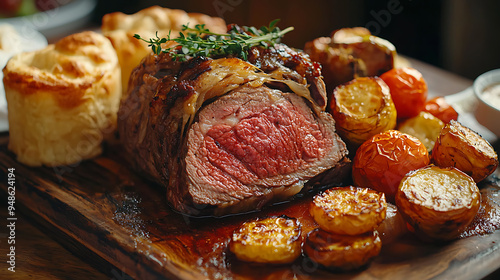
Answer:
top-left (229, 216), bottom-right (302, 264)
top-left (376, 203), bottom-right (408, 243)
top-left (431, 120), bottom-right (499, 182)
top-left (304, 28), bottom-right (395, 91)
top-left (424, 96), bottom-right (458, 123)
top-left (396, 165), bottom-right (481, 241)
top-left (380, 67), bottom-right (428, 119)
top-left (305, 36), bottom-right (358, 91)
top-left (310, 186), bottom-right (387, 235)
top-left (352, 130), bottom-right (430, 202)
top-left (398, 111), bottom-right (445, 152)
top-left (304, 229), bottom-right (382, 271)
top-left (331, 77), bottom-right (397, 147)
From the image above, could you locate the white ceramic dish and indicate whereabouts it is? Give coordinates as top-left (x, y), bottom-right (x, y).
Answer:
top-left (0, 0), bottom-right (97, 39)
top-left (473, 68), bottom-right (500, 138)
top-left (0, 23), bottom-right (48, 132)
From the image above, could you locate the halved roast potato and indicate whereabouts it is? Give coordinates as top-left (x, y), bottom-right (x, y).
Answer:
top-left (310, 186), bottom-right (387, 235)
top-left (304, 229), bottom-right (382, 271)
top-left (398, 111), bottom-right (445, 152)
top-left (330, 77), bottom-right (397, 148)
top-left (376, 202), bottom-right (408, 243)
top-left (431, 120), bottom-right (498, 182)
top-left (229, 216), bottom-right (302, 264)
top-left (396, 165), bottom-right (481, 241)
top-left (304, 27), bottom-right (395, 90)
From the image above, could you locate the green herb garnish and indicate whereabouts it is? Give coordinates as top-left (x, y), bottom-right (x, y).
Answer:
top-left (134, 19), bottom-right (294, 61)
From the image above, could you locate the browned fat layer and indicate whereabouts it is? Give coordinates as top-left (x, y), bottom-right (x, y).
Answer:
top-left (177, 56), bottom-right (212, 81)
top-left (309, 80), bottom-right (325, 108)
top-left (247, 44), bottom-right (327, 109)
top-left (154, 80), bottom-right (196, 113)
top-left (149, 57), bottom-right (215, 122)
top-left (3, 71), bottom-right (93, 109)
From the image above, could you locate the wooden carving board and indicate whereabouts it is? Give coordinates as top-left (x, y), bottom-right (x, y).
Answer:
top-left (0, 134), bottom-right (499, 280)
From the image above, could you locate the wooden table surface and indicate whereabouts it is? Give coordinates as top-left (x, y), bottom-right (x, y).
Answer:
top-left (0, 56), bottom-right (498, 280)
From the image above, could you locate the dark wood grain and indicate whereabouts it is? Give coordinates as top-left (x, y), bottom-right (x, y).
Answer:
top-left (0, 130), bottom-right (108, 279)
top-left (0, 130), bottom-right (499, 280)
top-left (0, 205), bottom-right (109, 280)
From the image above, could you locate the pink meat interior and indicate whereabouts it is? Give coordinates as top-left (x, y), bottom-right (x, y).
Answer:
top-left (186, 86), bottom-right (340, 205)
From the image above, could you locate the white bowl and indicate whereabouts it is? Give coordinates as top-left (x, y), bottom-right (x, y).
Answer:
top-left (0, 0), bottom-right (97, 39)
top-left (0, 23), bottom-right (48, 132)
top-left (473, 68), bottom-right (500, 137)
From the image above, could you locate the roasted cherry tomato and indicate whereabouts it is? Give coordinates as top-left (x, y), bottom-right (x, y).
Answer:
top-left (423, 96), bottom-right (459, 123)
top-left (352, 130), bottom-right (430, 202)
top-left (380, 67), bottom-right (428, 119)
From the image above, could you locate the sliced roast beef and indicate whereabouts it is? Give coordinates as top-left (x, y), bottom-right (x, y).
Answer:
top-left (118, 45), bottom-right (350, 216)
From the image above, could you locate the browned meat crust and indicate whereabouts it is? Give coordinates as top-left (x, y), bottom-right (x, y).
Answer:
top-left (118, 44), bottom-right (350, 216)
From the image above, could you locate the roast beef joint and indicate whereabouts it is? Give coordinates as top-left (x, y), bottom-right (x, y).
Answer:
top-left (118, 43), bottom-right (350, 216)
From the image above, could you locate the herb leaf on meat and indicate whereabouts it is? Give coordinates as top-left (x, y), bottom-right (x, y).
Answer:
top-left (134, 19), bottom-right (294, 61)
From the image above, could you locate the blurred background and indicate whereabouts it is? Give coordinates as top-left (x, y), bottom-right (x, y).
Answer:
top-left (91, 0), bottom-right (500, 81)
top-left (1, 0), bottom-right (500, 80)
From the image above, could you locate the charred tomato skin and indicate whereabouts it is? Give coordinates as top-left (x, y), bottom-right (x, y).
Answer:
top-left (352, 130), bottom-right (430, 202)
top-left (423, 96), bottom-right (459, 123)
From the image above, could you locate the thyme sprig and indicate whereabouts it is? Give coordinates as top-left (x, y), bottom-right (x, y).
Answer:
top-left (134, 19), bottom-right (294, 61)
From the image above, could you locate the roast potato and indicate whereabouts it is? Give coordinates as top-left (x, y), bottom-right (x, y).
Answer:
top-left (229, 216), bottom-right (302, 264)
top-left (330, 27), bottom-right (372, 42)
top-left (310, 186), bottom-right (387, 235)
top-left (431, 120), bottom-right (498, 182)
top-left (304, 229), bottom-right (382, 271)
top-left (304, 27), bottom-right (395, 90)
top-left (330, 77), bottom-right (397, 147)
top-left (376, 203), bottom-right (408, 243)
top-left (396, 165), bottom-right (481, 241)
top-left (398, 111), bottom-right (445, 152)
top-left (304, 36), bottom-right (360, 90)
